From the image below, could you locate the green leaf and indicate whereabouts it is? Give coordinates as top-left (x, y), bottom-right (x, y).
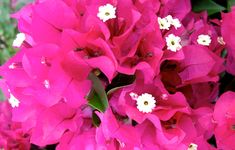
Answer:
top-left (192, 0), bottom-right (225, 15)
top-left (228, 0), bottom-right (235, 11)
top-left (87, 90), bottom-right (106, 112)
top-left (87, 73), bottom-right (108, 112)
top-left (0, 89), bottom-right (6, 101)
top-left (92, 111), bottom-right (101, 127)
top-left (221, 49), bottom-right (227, 58)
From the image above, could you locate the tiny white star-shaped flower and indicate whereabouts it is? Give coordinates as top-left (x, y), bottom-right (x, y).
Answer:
top-left (197, 34), bottom-right (211, 46)
top-left (165, 34), bottom-right (182, 52)
top-left (171, 18), bottom-right (181, 29)
top-left (188, 143), bottom-right (198, 150)
top-left (8, 93), bottom-right (20, 108)
top-left (166, 15), bottom-right (181, 29)
top-left (13, 33), bottom-right (26, 47)
top-left (136, 93), bottom-right (156, 113)
top-left (97, 4), bottom-right (116, 22)
top-left (160, 15), bottom-right (181, 30)
top-left (130, 92), bottom-right (156, 113)
top-left (158, 17), bottom-right (171, 30)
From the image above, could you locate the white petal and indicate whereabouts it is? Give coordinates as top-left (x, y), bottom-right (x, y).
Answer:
top-left (13, 33), bottom-right (26, 47)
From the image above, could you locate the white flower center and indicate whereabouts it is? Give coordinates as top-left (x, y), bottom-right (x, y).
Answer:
top-left (97, 4), bottom-right (116, 22)
top-left (13, 33), bottom-right (26, 47)
top-left (188, 143), bottom-right (198, 150)
top-left (130, 92), bottom-right (156, 113)
top-left (166, 34), bottom-right (182, 52)
top-left (197, 34), bottom-right (211, 46)
top-left (8, 93), bottom-right (20, 108)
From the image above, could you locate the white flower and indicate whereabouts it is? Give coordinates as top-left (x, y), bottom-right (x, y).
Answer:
top-left (130, 92), bottom-right (156, 113)
top-left (166, 15), bottom-right (181, 29)
top-left (165, 15), bottom-right (174, 22)
top-left (171, 18), bottom-right (181, 29)
top-left (197, 34), bottom-right (211, 46)
top-left (188, 143), bottom-right (198, 150)
top-left (8, 93), bottom-right (20, 108)
top-left (97, 4), bottom-right (116, 22)
top-left (165, 34), bottom-right (182, 52)
top-left (158, 17), bottom-right (171, 30)
top-left (13, 33), bottom-right (26, 47)
top-left (160, 15), bottom-right (181, 30)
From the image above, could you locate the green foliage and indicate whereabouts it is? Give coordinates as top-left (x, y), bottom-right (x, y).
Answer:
top-left (228, 0), bottom-right (235, 11)
top-left (0, 90), bottom-right (6, 101)
top-left (87, 73), bottom-right (109, 112)
top-left (0, 0), bottom-right (17, 65)
top-left (192, 0), bottom-right (235, 15)
top-left (92, 112), bottom-right (101, 127)
top-left (192, 0), bottom-right (226, 15)
top-left (0, 0), bottom-right (32, 65)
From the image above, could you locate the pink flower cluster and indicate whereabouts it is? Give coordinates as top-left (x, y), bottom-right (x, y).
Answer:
top-left (0, 0), bottom-right (235, 149)
top-left (0, 101), bottom-right (30, 149)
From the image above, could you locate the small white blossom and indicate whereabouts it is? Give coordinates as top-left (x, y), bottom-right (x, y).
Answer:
top-left (97, 4), bottom-right (116, 22)
top-left (165, 15), bottom-right (174, 22)
top-left (13, 33), bottom-right (26, 47)
top-left (165, 34), bottom-right (182, 52)
top-left (158, 17), bottom-right (171, 30)
top-left (136, 93), bottom-right (156, 113)
top-left (171, 18), bottom-right (181, 29)
top-left (197, 34), bottom-right (211, 46)
top-left (130, 92), bottom-right (156, 113)
top-left (188, 143), bottom-right (198, 150)
top-left (166, 15), bottom-right (181, 29)
top-left (8, 94), bottom-right (20, 108)
top-left (160, 15), bottom-right (181, 30)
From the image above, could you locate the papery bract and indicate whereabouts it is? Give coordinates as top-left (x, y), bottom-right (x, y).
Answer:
top-left (213, 92), bottom-right (235, 150)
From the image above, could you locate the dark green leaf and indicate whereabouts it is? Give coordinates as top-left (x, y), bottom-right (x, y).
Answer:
top-left (87, 73), bottom-right (108, 112)
top-left (221, 49), bottom-right (227, 58)
top-left (228, 0), bottom-right (235, 11)
top-left (92, 111), bottom-right (101, 127)
top-left (192, 0), bottom-right (225, 15)
top-left (87, 90), bottom-right (106, 112)
top-left (0, 89), bottom-right (6, 101)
